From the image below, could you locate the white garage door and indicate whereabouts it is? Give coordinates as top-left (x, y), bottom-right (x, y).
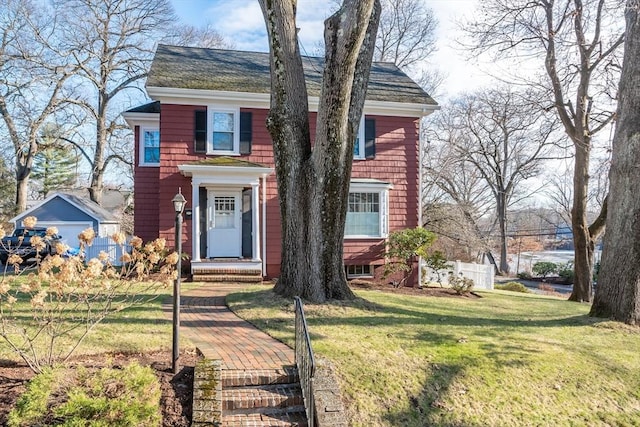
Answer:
top-left (37, 222), bottom-right (94, 250)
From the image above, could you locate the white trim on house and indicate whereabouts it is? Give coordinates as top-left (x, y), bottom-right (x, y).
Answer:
top-left (146, 87), bottom-right (440, 118)
top-left (179, 163), bottom-right (273, 264)
top-left (122, 112), bottom-right (159, 129)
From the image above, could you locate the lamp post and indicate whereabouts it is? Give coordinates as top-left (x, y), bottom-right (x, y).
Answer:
top-left (171, 188), bottom-right (186, 374)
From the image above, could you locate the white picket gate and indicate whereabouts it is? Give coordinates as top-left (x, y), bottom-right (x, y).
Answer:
top-left (422, 259), bottom-right (494, 290)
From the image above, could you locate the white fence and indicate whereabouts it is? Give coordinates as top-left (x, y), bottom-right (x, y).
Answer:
top-left (422, 259), bottom-right (494, 290)
top-left (83, 236), bottom-right (131, 266)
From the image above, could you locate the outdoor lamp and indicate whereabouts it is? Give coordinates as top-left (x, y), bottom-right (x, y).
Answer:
top-left (172, 190), bottom-right (186, 214)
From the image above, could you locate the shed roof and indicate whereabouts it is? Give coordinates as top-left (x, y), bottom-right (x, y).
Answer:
top-left (146, 44), bottom-right (437, 106)
top-left (11, 193), bottom-right (119, 225)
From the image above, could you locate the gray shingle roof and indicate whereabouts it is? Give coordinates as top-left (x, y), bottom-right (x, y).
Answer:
top-left (126, 101), bottom-right (160, 114)
top-left (59, 193), bottom-right (119, 223)
top-left (147, 44), bottom-right (437, 106)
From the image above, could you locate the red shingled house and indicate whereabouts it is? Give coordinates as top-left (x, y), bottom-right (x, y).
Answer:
top-left (123, 45), bottom-right (438, 283)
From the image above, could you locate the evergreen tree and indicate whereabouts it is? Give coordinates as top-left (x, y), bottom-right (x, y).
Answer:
top-left (31, 145), bottom-right (78, 198)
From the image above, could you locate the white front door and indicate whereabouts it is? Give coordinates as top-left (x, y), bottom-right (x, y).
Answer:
top-left (207, 191), bottom-right (242, 258)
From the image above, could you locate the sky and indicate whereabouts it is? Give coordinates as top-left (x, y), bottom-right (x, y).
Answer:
top-left (168, 0), bottom-right (495, 100)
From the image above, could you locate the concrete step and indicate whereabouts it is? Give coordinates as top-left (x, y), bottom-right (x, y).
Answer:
top-left (222, 408), bottom-right (308, 426)
top-left (222, 383), bottom-right (304, 411)
top-left (221, 368), bottom-right (299, 388)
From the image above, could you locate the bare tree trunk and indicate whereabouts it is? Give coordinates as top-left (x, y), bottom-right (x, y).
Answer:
top-left (569, 144), bottom-right (595, 301)
top-left (590, 0), bottom-right (640, 324)
top-left (497, 194), bottom-right (509, 275)
top-left (261, 0), bottom-right (380, 302)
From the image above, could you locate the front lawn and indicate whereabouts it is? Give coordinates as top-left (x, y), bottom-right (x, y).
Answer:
top-left (227, 286), bottom-right (640, 426)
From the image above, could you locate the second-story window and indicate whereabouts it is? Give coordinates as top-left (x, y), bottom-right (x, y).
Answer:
top-left (209, 107), bottom-right (240, 154)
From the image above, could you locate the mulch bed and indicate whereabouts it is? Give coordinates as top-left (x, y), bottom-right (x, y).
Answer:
top-left (0, 349), bottom-right (201, 427)
top-left (349, 279), bottom-right (482, 298)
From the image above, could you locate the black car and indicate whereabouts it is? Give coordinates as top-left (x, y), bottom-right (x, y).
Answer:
top-left (0, 227), bottom-right (62, 265)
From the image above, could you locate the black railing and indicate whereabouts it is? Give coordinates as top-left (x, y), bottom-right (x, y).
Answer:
top-left (294, 296), bottom-right (316, 427)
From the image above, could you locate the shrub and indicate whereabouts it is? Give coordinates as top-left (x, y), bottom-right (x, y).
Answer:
top-left (495, 282), bottom-right (530, 293)
top-left (532, 261), bottom-right (557, 278)
top-left (8, 362), bottom-right (161, 427)
top-left (384, 227), bottom-right (436, 287)
top-left (517, 271), bottom-right (532, 280)
top-left (448, 272), bottom-right (474, 295)
top-left (557, 261), bottom-right (575, 284)
top-left (0, 217), bottom-right (178, 373)
top-left (422, 250), bottom-right (451, 287)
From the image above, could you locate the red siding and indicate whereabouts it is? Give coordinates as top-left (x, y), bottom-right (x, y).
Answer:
top-left (134, 104), bottom-right (420, 282)
top-left (133, 125), bottom-right (160, 242)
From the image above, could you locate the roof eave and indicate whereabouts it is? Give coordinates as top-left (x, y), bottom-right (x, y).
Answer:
top-left (147, 86), bottom-right (438, 118)
top-left (122, 111), bottom-right (160, 129)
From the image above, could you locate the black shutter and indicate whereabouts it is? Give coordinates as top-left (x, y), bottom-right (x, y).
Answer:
top-left (364, 118), bottom-right (376, 159)
top-left (194, 110), bottom-right (207, 153)
top-left (239, 111), bottom-right (252, 155)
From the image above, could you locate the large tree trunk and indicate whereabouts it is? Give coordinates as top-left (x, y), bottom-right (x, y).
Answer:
top-left (260, 0), bottom-right (380, 302)
top-left (590, 0), bottom-right (640, 324)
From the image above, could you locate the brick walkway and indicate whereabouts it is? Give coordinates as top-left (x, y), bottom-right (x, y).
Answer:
top-left (178, 284), bottom-right (295, 370)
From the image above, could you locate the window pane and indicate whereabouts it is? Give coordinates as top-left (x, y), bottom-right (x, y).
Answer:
top-left (346, 192), bottom-right (380, 236)
top-left (144, 130), bottom-right (159, 147)
top-left (213, 132), bottom-right (234, 150)
top-left (145, 147), bottom-right (160, 163)
top-left (214, 197), bottom-right (236, 229)
top-left (213, 112), bottom-right (234, 132)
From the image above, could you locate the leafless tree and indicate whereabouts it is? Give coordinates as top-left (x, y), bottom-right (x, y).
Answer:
top-left (259, 0), bottom-right (380, 302)
top-left (163, 23), bottom-right (235, 50)
top-left (375, 0), bottom-right (440, 92)
top-left (421, 135), bottom-right (495, 262)
top-left (54, 0), bottom-right (175, 205)
top-left (0, 0), bottom-right (80, 213)
top-left (591, 0), bottom-right (640, 324)
top-left (464, 0), bottom-right (624, 302)
top-left (428, 87), bottom-right (561, 274)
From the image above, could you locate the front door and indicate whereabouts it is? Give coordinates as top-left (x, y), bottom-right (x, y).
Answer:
top-left (207, 191), bottom-right (242, 258)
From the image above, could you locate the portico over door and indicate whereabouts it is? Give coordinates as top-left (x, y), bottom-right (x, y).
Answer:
top-left (207, 190), bottom-right (242, 258)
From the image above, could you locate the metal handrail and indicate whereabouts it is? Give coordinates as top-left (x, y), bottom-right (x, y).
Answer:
top-left (294, 296), bottom-right (316, 427)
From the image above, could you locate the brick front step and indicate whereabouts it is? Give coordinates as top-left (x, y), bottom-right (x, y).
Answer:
top-left (222, 368), bottom-right (299, 388)
top-left (222, 384), bottom-right (304, 411)
top-left (222, 409), bottom-right (308, 427)
top-left (192, 274), bottom-right (263, 283)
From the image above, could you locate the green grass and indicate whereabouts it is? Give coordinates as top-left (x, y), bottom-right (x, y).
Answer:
top-left (227, 285), bottom-right (640, 427)
top-left (0, 278), bottom-right (198, 363)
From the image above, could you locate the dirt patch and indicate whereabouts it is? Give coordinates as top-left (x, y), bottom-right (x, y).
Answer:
top-left (0, 349), bottom-right (201, 427)
top-left (349, 279), bottom-right (482, 298)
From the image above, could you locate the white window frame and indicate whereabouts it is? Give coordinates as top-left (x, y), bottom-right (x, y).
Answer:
top-left (344, 180), bottom-right (392, 239)
top-left (346, 264), bottom-right (374, 278)
top-left (353, 115), bottom-right (366, 160)
top-left (208, 106), bottom-right (240, 155)
top-left (139, 125), bottom-right (160, 167)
